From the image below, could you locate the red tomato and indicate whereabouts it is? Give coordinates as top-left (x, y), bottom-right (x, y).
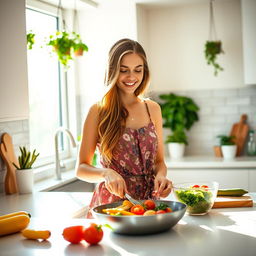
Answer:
top-left (62, 225), bottom-right (85, 244)
top-left (83, 223), bottom-right (103, 245)
top-left (143, 200), bottom-right (156, 210)
top-left (192, 185), bottom-right (200, 188)
top-left (130, 205), bottom-right (145, 215)
top-left (201, 185), bottom-right (209, 188)
top-left (156, 210), bottom-right (166, 214)
top-left (165, 207), bottom-right (173, 213)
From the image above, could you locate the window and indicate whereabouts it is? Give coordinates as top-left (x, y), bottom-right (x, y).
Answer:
top-left (26, 5), bottom-right (70, 166)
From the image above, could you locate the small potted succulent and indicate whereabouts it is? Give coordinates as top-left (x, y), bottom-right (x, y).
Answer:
top-left (13, 147), bottom-right (39, 194)
top-left (159, 93), bottom-right (199, 159)
top-left (27, 32), bottom-right (35, 50)
top-left (217, 135), bottom-right (237, 159)
top-left (204, 40), bottom-right (224, 76)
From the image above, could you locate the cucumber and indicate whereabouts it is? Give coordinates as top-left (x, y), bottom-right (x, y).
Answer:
top-left (217, 188), bottom-right (248, 196)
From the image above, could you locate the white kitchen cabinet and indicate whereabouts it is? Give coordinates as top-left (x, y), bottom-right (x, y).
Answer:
top-left (241, 0), bottom-right (256, 85)
top-left (167, 169), bottom-right (249, 190)
top-left (249, 171), bottom-right (256, 192)
top-left (0, 0), bottom-right (29, 122)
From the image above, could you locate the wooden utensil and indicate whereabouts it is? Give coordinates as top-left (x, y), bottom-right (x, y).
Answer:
top-left (230, 114), bottom-right (249, 156)
top-left (0, 133), bottom-right (18, 194)
top-left (213, 195), bottom-right (253, 208)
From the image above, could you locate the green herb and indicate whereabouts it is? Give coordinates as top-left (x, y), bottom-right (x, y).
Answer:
top-left (155, 202), bottom-right (169, 211)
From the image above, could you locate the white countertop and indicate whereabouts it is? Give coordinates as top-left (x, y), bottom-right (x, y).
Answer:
top-left (165, 156), bottom-right (256, 168)
top-left (0, 191), bottom-right (256, 256)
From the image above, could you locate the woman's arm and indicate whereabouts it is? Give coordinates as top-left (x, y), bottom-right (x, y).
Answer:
top-left (76, 104), bottom-right (127, 197)
top-left (148, 100), bottom-right (172, 198)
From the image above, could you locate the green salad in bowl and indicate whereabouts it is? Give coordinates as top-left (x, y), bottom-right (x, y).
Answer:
top-left (173, 182), bottom-right (219, 215)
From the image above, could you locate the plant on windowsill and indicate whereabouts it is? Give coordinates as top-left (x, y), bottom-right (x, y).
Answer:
top-left (13, 147), bottom-right (39, 194)
top-left (217, 135), bottom-right (237, 159)
top-left (27, 32), bottom-right (35, 50)
top-left (159, 93), bottom-right (199, 159)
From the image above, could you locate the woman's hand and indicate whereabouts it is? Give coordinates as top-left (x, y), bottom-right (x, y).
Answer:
top-left (103, 169), bottom-right (127, 198)
top-left (153, 174), bottom-right (172, 198)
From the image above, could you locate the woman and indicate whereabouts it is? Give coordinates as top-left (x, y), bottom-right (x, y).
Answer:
top-left (76, 38), bottom-right (172, 217)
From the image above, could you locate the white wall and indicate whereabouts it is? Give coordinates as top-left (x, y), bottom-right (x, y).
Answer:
top-left (75, 0), bottom-right (138, 132)
top-left (137, 0), bottom-right (244, 91)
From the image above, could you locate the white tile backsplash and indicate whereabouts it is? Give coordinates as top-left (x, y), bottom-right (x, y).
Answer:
top-left (153, 85), bottom-right (256, 156)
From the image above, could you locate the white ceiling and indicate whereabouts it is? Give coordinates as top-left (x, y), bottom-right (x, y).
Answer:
top-left (35, 0), bottom-right (226, 10)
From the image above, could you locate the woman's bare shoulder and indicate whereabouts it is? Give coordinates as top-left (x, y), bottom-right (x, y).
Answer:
top-left (144, 99), bottom-right (161, 112)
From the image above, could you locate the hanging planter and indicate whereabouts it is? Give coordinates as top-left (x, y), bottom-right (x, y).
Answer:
top-left (204, 40), bottom-right (224, 76)
top-left (27, 32), bottom-right (35, 50)
top-left (47, 31), bottom-right (89, 67)
top-left (205, 0), bottom-right (224, 76)
top-left (73, 34), bottom-right (88, 56)
top-left (47, 31), bottom-right (74, 67)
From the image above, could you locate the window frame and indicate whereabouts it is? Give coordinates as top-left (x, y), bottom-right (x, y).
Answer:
top-left (26, 0), bottom-right (77, 168)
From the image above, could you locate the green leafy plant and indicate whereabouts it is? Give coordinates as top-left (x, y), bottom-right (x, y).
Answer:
top-left (27, 32), bottom-right (35, 50)
top-left (159, 93), bottom-right (199, 144)
top-left (167, 130), bottom-right (188, 145)
top-left (217, 135), bottom-right (236, 146)
top-left (73, 33), bottom-right (88, 56)
top-left (13, 147), bottom-right (40, 170)
top-left (47, 31), bottom-right (88, 67)
top-left (204, 40), bottom-right (224, 76)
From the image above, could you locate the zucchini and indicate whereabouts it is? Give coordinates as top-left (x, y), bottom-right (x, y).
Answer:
top-left (217, 188), bottom-right (248, 196)
top-left (0, 214), bottom-right (30, 236)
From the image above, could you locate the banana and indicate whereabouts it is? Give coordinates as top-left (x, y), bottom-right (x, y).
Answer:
top-left (21, 229), bottom-right (51, 240)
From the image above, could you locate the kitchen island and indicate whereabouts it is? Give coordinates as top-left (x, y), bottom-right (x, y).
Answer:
top-left (0, 192), bottom-right (255, 256)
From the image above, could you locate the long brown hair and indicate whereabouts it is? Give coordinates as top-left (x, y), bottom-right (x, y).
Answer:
top-left (98, 39), bottom-right (150, 163)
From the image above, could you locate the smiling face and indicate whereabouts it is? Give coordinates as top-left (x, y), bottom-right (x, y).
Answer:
top-left (116, 53), bottom-right (144, 95)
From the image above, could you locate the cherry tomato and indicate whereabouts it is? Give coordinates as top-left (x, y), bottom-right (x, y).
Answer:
top-left (201, 185), bottom-right (209, 191)
top-left (165, 207), bottom-right (173, 213)
top-left (192, 185), bottom-right (200, 188)
top-left (130, 205), bottom-right (145, 215)
top-left (156, 210), bottom-right (166, 214)
top-left (83, 223), bottom-right (103, 245)
top-left (143, 200), bottom-right (156, 210)
top-left (62, 225), bottom-right (85, 244)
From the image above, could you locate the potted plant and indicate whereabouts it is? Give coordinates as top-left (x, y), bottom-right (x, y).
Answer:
top-left (167, 130), bottom-right (188, 159)
top-left (217, 135), bottom-right (237, 159)
top-left (73, 33), bottom-right (88, 56)
top-left (13, 147), bottom-right (39, 194)
top-left (47, 31), bottom-right (88, 67)
top-left (204, 40), bottom-right (224, 76)
top-left (159, 93), bottom-right (199, 159)
top-left (47, 31), bottom-right (75, 67)
top-left (27, 32), bottom-right (35, 50)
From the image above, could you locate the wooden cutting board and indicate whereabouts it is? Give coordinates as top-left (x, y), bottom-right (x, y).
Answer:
top-left (0, 133), bottom-right (18, 194)
top-left (230, 114), bottom-right (249, 156)
top-left (212, 195), bottom-right (253, 208)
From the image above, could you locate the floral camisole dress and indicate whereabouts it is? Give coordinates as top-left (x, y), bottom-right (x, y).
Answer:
top-left (87, 101), bottom-right (158, 218)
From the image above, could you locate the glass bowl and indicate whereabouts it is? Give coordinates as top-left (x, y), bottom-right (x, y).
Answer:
top-left (173, 181), bottom-right (219, 215)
